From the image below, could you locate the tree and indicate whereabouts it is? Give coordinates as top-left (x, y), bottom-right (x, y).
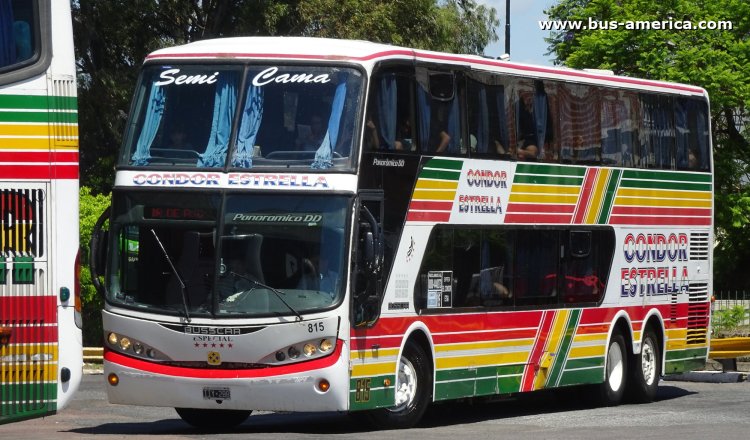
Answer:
top-left (545, 0), bottom-right (750, 289)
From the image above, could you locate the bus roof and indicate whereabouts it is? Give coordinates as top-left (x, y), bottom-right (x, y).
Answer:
top-left (145, 37), bottom-right (707, 97)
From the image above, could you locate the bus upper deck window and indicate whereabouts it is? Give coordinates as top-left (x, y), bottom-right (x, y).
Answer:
top-left (0, 1), bottom-right (36, 69)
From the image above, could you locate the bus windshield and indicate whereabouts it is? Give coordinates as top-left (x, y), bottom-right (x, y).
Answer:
top-left (107, 191), bottom-right (350, 319)
top-left (120, 64), bottom-right (364, 170)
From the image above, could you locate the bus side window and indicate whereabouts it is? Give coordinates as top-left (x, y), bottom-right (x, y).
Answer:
top-left (563, 229), bottom-right (614, 304)
top-left (416, 69), bottom-right (463, 155)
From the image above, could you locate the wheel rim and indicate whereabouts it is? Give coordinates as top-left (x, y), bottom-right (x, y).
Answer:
top-left (641, 338), bottom-right (656, 386)
top-left (391, 355), bottom-right (418, 412)
top-left (607, 340), bottom-right (624, 392)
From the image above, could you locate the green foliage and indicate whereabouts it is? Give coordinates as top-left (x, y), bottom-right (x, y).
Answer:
top-left (713, 305), bottom-right (750, 336)
top-left (79, 187), bottom-right (111, 346)
top-left (545, 0), bottom-right (750, 289)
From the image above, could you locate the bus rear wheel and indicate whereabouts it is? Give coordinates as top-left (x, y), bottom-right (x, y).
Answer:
top-left (627, 327), bottom-right (661, 403)
top-left (175, 408), bottom-right (251, 429)
top-left (366, 341), bottom-right (431, 429)
top-left (598, 331), bottom-right (627, 406)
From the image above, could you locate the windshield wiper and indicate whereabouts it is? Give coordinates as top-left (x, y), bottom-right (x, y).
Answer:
top-left (150, 229), bottom-right (191, 323)
top-left (229, 271), bottom-right (303, 322)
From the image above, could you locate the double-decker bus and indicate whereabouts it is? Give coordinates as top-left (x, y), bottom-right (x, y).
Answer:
top-left (90, 37), bottom-right (712, 429)
top-left (0, 0), bottom-right (82, 424)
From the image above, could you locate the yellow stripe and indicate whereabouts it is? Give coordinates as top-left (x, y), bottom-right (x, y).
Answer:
top-left (568, 345), bottom-right (606, 359)
top-left (435, 350), bottom-right (528, 369)
top-left (434, 338), bottom-right (535, 353)
top-left (0, 124), bottom-right (79, 137)
top-left (0, 138), bottom-right (54, 149)
top-left (666, 328), bottom-right (687, 339)
top-left (351, 348), bottom-right (400, 361)
top-left (618, 188), bottom-right (712, 200)
top-left (573, 333), bottom-right (607, 343)
top-left (614, 197), bottom-right (711, 208)
top-left (0, 345), bottom-right (58, 359)
top-left (508, 193), bottom-right (579, 204)
top-left (415, 179), bottom-right (459, 190)
top-left (351, 361), bottom-right (396, 377)
top-left (412, 189), bottom-right (457, 201)
top-left (585, 169), bottom-right (611, 224)
top-left (511, 184), bottom-right (581, 195)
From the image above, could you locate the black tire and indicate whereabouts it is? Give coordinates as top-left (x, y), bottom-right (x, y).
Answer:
top-left (175, 408), bottom-right (251, 429)
top-left (366, 342), bottom-right (432, 429)
top-left (627, 327), bottom-right (661, 403)
top-left (598, 331), bottom-right (628, 406)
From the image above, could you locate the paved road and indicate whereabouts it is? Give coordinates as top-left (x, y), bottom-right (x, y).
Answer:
top-left (2, 374), bottom-right (750, 439)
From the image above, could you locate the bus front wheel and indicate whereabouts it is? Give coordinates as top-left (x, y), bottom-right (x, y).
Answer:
top-left (366, 341), bottom-right (431, 429)
top-left (598, 331), bottom-right (628, 406)
top-left (175, 408), bottom-right (251, 429)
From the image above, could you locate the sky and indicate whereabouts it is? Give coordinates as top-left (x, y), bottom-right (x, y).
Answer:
top-left (479, 0), bottom-right (557, 66)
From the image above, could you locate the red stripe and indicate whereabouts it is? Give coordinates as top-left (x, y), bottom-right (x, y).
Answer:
top-left (573, 169), bottom-right (599, 223)
top-left (0, 151), bottom-right (78, 162)
top-left (609, 215), bottom-right (711, 226)
top-left (408, 200), bottom-right (453, 211)
top-left (406, 211), bottom-right (451, 222)
top-left (105, 340), bottom-right (344, 379)
top-left (0, 296), bottom-right (57, 323)
top-left (148, 49), bottom-right (704, 94)
top-left (504, 213), bottom-right (573, 224)
top-left (0, 164), bottom-right (78, 179)
top-left (611, 206), bottom-right (712, 217)
top-left (432, 328), bottom-right (538, 345)
top-left (520, 311), bottom-right (555, 392)
top-left (506, 203), bottom-right (576, 214)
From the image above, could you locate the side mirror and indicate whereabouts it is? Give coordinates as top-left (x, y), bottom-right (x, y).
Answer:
top-left (89, 206), bottom-right (111, 296)
top-left (364, 231), bottom-right (375, 271)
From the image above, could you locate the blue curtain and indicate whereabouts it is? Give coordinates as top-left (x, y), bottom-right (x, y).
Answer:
top-left (495, 88), bottom-right (509, 153)
top-left (674, 99), bottom-right (689, 168)
top-left (696, 102), bottom-right (709, 170)
top-left (446, 95), bottom-right (460, 153)
top-left (312, 81), bottom-right (347, 169)
top-left (130, 85), bottom-right (165, 165)
top-left (0, 0), bottom-right (16, 67)
top-left (377, 75), bottom-right (397, 150)
top-left (199, 73), bottom-right (237, 167)
top-left (232, 85), bottom-right (264, 167)
top-left (417, 84), bottom-right (430, 152)
top-left (533, 86), bottom-right (548, 150)
top-left (476, 86), bottom-right (489, 153)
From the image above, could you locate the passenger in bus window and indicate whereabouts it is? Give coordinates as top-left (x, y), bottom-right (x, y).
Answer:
top-left (394, 119), bottom-right (413, 151)
top-left (364, 116), bottom-right (380, 150)
top-left (296, 115), bottom-right (326, 150)
top-left (688, 148), bottom-right (699, 169)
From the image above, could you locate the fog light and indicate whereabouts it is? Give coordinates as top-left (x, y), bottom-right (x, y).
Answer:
top-left (119, 337), bottom-right (131, 351)
top-left (319, 338), bottom-right (333, 353)
top-left (147, 348), bottom-right (156, 358)
top-left (275, 351), bottom-right (286, 362)
top-left (317, 379), bottom-right (330, 392)
top-left (303, 343), bottom-right (317, 357)
top-left (288, 346), bottom-right (300, 359)
top-left (108, 332), bottom-right (118, 345)
top-left (108, 373), bottom-right (119, 386)
top-left (133, 342), bottom-right (143, 355)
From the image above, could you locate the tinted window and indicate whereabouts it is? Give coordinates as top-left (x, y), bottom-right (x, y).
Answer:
top-left (0, 0), bottom-right (37, 71)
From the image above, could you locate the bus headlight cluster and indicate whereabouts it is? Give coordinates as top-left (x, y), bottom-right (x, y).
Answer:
top-left (106, 332), bottom-right (165, 361)
top-left (263, 338), bottom-right (336, 365)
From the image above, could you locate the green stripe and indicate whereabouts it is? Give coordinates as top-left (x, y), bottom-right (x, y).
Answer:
top-left (348, 374), bottom-right (396, 411)
top-left (516, 163), bottom-right (587, 177)
top-left (622, 169), bottom-right (712, 183)
top-left (665, 346), bottom-right (708, 361)
top-left (619, 178), bottom-right (711, 192)
top-left (512, 174), bottom-right (584, 186)
top-left (0, 94), bottom-right (77, 110)
top-left (435, 378), bottom-right (475, 401)
top-left (0, 382), bottom-right (56, 422)
top-left (425, 157), bottom-right (464, 171)
top-left (557, 367), bottom-right (604, 386)
top-left (597, 169), bottom-right (621, 224)
top-left (546, 309), bottom-right (581, 387)
top-left (419, 169), bottom-right (461, 181)
top-left (564, 356), bottom-right (605, 370)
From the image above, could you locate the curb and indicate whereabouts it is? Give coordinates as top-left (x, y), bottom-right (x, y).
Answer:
top-left (664, 371), bottom-right (748, 383)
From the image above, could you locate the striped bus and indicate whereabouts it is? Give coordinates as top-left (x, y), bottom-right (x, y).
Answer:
top-left (0, 0), bottom-right (81, 424)
top-left (91, 37), bottom-right (711, 429)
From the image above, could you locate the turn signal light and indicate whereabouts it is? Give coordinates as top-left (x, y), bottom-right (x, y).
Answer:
top-left (317, 379), bottom-right (330, 392)
top-left (108, 373), bottom-right (119, 386)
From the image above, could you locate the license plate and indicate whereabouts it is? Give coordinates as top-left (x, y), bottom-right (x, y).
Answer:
top-left (202, 387), bottom-right (231, 400)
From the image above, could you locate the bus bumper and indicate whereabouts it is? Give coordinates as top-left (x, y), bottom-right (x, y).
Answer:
top-left (103, 343), bottom-right (350, 412)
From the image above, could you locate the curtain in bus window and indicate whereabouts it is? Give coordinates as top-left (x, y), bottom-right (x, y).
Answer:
top-left (446, 94), bottom-right (460, 154)
top-left (696, 102), bottom-right (710, 170)
top-left (674, 99), bottom-right (689, 169)
top-left (417, 81), bottom-right (431, 152)
top-left (533, 82), bottom-right (548, 159)
top-left (232, 84), bottom-right (264, 167)
top-left (199, 73), bottom-right (237, 167)
top-left (312, 81), bottom-right (346, 169)
top-left (475, 84), bottom-right (489, 153)
top-left (0, 0), bottom-right (15, 67)
top-left (376, 74), bottom-right (397, 150)
top-left (495, 87), bottom-right (510, 155)
top-left (131, 86), bottom-right (165, 165)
